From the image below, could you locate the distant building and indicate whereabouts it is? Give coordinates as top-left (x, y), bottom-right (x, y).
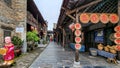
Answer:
top-left (53, 23), bottom-right (57, 29)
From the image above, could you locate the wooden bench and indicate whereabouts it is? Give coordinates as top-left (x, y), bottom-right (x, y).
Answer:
top-left (97, 49), bottom-right (117, 64)
top-left (89, 48), bottom-right (118, 64)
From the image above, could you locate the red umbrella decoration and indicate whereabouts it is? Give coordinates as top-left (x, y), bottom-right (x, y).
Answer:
top-left (75, 44), bottom-right (81, 50)
top-left (69, 23), bottom-right (75, 32)
top-left (75, 37), bottom-right (81, 43)
top-left (114, 32), bottom-right (120, 38)
top-left (100, 13), bottom-right (109, 24)
top-left (109, 14), bottom-right (119, 24)
top-left (74, 23), bottom-right (81, 29)
top-left (90, 13), bottom-right (99, 24)
top-left (75, 30), bottom-right (81, 36)
top-left (115, 45), bottom-right (120, 51)
top-left (80, 13), bottom-right (90, 24)
top-left (114, 25), bottom-right (120, 32)
top-left (114, 38), bottom-right (120, 45)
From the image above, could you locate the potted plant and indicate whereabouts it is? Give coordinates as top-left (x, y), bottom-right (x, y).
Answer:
top-left (12, 36), bottom-right (23, 56)
top-left (26, 30), bottom-right (40, 51)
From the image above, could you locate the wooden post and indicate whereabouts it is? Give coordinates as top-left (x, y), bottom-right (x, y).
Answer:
top-left (75, 10), bottom-right (79, 62)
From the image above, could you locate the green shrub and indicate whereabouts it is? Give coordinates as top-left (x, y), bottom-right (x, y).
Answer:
top-left (12, 36), bottom-right (23, 48)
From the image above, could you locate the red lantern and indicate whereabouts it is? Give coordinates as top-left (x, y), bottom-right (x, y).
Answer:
top-left (114, 32), bottom-right (120, 38)
top-left (114, 25), bottom-right (120, 32)
top-left (75, 44), bottom-right (81, 50)
top-left (74, 23), bottom-right (81, 29)
top-left (75, 37), bottom-right (81, 43)
top-left (115, 45), bottom-right (120, 51)
top-left (69, 23), bottom-right (75, 32)
top-left (90, 13), bottom-right (99, 23)
top-left (75, 30), bottom-right (81, 36)
top-left (114, 38), bottom-right (120, 44)
top-left (100, 13), bottom-right (109, 24)
top-left (109, 14), bottom-right (119, 24)
top-left (80, 13), bottom-right (89, 24)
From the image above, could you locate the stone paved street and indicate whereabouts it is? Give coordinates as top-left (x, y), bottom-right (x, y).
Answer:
top-left (29, 42), bottom-right (120, 68)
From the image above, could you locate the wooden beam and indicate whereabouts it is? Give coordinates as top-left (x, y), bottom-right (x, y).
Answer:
top-left (67, 14), bottom-right (76, 21)
top-left (66, 0), bottom-right (102, 15)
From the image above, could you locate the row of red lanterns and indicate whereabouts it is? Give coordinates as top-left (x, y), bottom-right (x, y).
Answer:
top-left (80, 13), bottom-right (119, 24)
top-left (114, 25), bottom-right (120, 51)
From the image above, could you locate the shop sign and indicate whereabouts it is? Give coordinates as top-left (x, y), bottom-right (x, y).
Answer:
top-left (90, 13), bottom-right (99, 23)
top-left (75, 29), bottom-right (81, 36)
top-left (75, 37), bottom-right (81, 43)
top-left (75, 43), bottom-right (81, 50)
top-left (114, 25), bottom-right (120, 32)
top-left (16, 27), bottom-right (24, 33)
top-left (114, 38), bottom-right (120, 44)
top-left (109, 14), bottom-right (119, 24)
top-left (74, 23), bottom-right (81, 29)
top-left (100, 13), bottom-right (109, 24)
top-left (114, 32), bottom-right (120, 38)
top-left (80, 13), bottom-right (89, 24)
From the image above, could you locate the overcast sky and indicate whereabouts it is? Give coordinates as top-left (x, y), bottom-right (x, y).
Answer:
top-left (34, 0), bottom-right (63, 31)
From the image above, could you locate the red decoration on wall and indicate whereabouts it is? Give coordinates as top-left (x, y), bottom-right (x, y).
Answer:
top-left (100, 13), bottom-right (109, 24)
top-left (80, 13), bottom-right (89, 24)
top-left (114, 38), bottom-right (120, 44)
top-left (74, 23), bottom-right (81, 29)
top-left (114, 25), bottom-right (120, 32)
top-left (90, 13), bottom-right (99, 23)
top-left (75, 30), bottom-right (81, 36)
top-left (75, 44), bottom-right (81, 50)
top-left (75, 37), bottom-right (81, 43)
top-left (114, 32), bottom-right (120, 38)
top-left (109, 14), bottom-right (119, 24)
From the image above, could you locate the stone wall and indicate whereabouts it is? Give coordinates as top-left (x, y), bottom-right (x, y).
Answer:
top-left (0, 0), bottom-right (27, 45)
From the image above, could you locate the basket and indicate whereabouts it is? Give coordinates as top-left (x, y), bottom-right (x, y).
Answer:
top-left (104, 46), bottom-right (109, 52)
top-left (110, 49), bottom-right (117, 54)
top-left (98, 44), bottom-right (104, 50)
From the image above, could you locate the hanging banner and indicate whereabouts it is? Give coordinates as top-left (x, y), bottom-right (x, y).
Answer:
top-left (80, 13), bottom-right (89, 24)
top-left (90, 13), bottom-right (99, 23)
top-left (114, 38), bottom-right (120, 44)
top-left (74, 23), bottom-right (81, 29)
top-left (75, 37), bottom-right (81, 43)
top-left (75, 43), bottom-right (81, 50)
top-left (114, 25), bottom-right (120, 32)
top-left (100, 13), bottom-right (109, 24)
top-left (114, 32), bottom-right (120, 38)
top-left (75, 30), bottom-right (81, 36)
top-left (109, 14), bottom-right (119, 24)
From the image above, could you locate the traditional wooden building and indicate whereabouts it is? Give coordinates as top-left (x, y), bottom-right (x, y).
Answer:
top-left (56, 0), bottom-right (120, 59)
top-left (27, 0), bottom-right (47, 39)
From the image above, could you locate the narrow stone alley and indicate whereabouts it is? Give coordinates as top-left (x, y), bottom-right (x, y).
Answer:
top-left (29, 42), bottom-right (120, 68)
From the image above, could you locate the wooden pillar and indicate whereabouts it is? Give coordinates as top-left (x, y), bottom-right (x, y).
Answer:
top-left (62, 28), bottom-right (65, 47)
top-left (75, 12), bottom-right (79, 62)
